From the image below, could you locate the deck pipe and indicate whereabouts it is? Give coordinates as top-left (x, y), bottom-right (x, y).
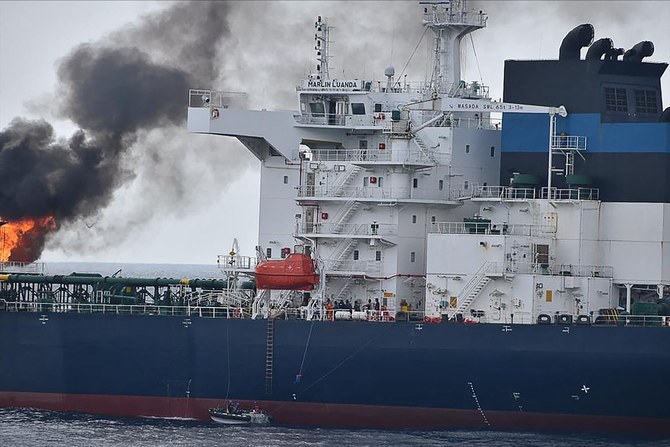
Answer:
top-left (0, 274), bottom-right (227, 289)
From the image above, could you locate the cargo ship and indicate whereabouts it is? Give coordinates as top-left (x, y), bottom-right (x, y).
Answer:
top-left (2, 0), bottom-right (670, 435)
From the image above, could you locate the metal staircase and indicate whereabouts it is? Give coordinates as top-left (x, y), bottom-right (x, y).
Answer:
top-left (412, 134), bottom-right (437, 163)
top-left (333, 166), bottom-right (362, 197)
top-left (265, 317), bottom-right (274, 395)
top-left (334, 281), bottom-right (353, 302)
top-left (453, 262), bottom-right (496, 316)
top-left (252, 289), bottom-right (269, 319)
top-left (332, 201), bottom-right (360, 233)
top-left (329, 239), bottom-right (360, 271)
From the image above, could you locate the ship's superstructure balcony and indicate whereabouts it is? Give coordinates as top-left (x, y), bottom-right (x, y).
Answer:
top-left (304, 148), bottom-right (445, 167)
top-left (296, 185), bottom-right (463, 203)
top-left (472, 185), bottom-right (600, 201)
top-left (297, 222), bottom-right (397, 237)
top-left (324, 259), bottom-right (382, 276)
top-left (217, 255), bottom-right (257, 273)
top-left (293, 112), bottom-right (394, 130)
top-left (422, 3), bottom-right (487, 28)
top-left (540, 187), bottom-right (599, 201)
top-left (188, 89), bottom-right (246, 109)
top-left (293, 110), bottom-right (500, 131)
top-left (430, 221), bottom-right (556, 237)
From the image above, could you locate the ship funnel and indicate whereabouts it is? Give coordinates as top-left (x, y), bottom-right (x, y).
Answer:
top-left (559, 24), bottom-right (594, 60)
top-left (586, 38), bottom-right (613, 60)
top-left (623, 41), bottom-right (654, 62)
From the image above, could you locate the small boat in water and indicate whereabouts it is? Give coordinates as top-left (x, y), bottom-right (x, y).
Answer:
top-left (208, 404), bottom-right (270, 425)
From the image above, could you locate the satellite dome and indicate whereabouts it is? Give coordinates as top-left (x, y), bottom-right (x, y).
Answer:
top-left (384, 65), bottom-right (395, 77)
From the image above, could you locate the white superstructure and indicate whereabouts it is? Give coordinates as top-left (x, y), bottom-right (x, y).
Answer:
top-left (187, 1), bottom-right (669, 324)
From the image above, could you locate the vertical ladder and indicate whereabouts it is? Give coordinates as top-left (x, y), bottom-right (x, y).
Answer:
top-left (265, 317), bottom-right (275, 394)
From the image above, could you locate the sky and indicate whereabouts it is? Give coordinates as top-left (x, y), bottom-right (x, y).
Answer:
top-left (0, 1), bottom-right (668, 265)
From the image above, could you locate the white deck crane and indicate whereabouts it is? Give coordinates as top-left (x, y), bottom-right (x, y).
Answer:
top-left (405, 96), bottom-right (569, 191)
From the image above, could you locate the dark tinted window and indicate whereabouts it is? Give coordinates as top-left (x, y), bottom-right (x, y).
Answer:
top-left (604, 87), bottom-right (627, 112)
top-left (309, 102), bottom-right (325, 116)
top-left (351, 103), bottom-right (366, 115)
top-left (635, 90), bottom-right (657, 114)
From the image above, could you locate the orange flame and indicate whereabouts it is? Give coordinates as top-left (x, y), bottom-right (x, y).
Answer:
top-left (0, 216), bottom-right (57, 262)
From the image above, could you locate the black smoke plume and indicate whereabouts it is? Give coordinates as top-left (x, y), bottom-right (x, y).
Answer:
top-left (0, 1), bottom-right (233, 261)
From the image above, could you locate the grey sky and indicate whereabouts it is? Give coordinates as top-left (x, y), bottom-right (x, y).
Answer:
top-left (0, 1), bottom-right (668, 264)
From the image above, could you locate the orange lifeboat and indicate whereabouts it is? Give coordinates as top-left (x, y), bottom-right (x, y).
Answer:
top-left (254, 253), bottom-right (319, 290)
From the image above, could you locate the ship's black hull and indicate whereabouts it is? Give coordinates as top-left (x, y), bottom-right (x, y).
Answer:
top-left (1, 311), bottom-right (669, 435)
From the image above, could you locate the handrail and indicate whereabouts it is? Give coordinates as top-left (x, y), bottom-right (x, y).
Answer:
top-left (1, 300), bottom-right (666, 327)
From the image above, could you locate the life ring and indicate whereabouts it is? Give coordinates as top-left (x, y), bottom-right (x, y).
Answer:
top-left (380, 113), bottom-right (385, 120)
top-left (232, 308), bottom-right (241, 318)
top-left (211, 108), bottom-right (220, 119)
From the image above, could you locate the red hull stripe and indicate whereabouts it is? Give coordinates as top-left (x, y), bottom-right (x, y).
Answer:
top-left (1, 391), bottom-right (668, 435)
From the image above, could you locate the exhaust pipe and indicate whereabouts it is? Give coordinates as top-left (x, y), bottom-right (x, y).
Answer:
top-left (586, 38), bottom-right (613, 60)
top-left (605, 47), bottom-right (624, 61)
top-left (559, 24), bottom-right (594, 60)
top-left (623, 41), bottom-right (654, 62)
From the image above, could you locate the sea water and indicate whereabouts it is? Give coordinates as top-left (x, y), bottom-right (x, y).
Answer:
top-left (2, 262), bottom-right (669, 446)
top-left (1, 409), bottom-right (668, 447)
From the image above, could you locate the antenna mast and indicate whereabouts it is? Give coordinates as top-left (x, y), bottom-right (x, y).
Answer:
top-left (420, 0), bottom-right (487, 95)
top-left (314, 16), bottom-right (332, 81)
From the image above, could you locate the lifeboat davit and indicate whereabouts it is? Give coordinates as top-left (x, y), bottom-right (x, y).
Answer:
top-left (254, 253), bottom-right (319, 290)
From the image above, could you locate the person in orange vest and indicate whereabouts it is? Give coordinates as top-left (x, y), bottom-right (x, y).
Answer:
top-left (326, 299), bottom-right (334, 320)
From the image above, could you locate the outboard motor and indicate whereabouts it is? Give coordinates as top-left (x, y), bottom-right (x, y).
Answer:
top-left (623, 41), bottom-right (654, 62)
top-left (586, 38), bottom-right (613, 60)
top-left (559, 24), bottom-right (594, 60)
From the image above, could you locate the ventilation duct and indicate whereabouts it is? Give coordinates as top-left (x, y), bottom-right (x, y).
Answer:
top-left (623, 41), bottom-right (654, 62)
top-left (559, 24), bottom-right (594, 60)
top-left (586, 38), bottom-right (613, 60)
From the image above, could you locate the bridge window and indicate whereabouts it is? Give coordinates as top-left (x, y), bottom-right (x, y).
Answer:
top-left (635, 89), bottom-right (657, 114)
top-left (413, 178), bottom-right (418, 188)
top-left (351, 103), bottom-right (366, 115)
top-left (309, 102), bottom-right (325, 116)
top-left (374, 103), bottom-right (382, 113)
top-left (604, 87), bottom-right (627, 112)
top-left (353, 250), bottom-right (359, 260)
top-left (376, 251), bottom-right (382, 261)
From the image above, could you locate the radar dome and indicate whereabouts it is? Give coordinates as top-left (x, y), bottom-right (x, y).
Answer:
top-left (384, 65), bottom-right (395, 77)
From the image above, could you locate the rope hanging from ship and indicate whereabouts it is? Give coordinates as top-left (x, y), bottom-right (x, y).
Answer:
top-left (269, 323), bottom-right (395, 418)
top-left (294, 320), bottom-right (315, 385)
